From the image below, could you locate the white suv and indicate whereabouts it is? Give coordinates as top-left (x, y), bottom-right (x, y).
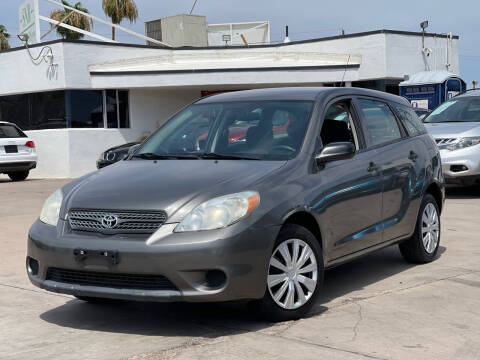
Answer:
top-left (424, 90), bottom-right (480, 186)
top-left (0, 122), bottom-right (37, 181)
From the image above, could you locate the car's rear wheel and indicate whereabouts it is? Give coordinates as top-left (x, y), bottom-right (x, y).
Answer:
top-left (253, 224), bottom-right (324, 322)
top-left (399, 193), bottom-right (440, 263)
top-left (7, 170), bottom-right (29, 181)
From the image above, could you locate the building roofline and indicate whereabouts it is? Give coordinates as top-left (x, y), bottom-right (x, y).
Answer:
top-left (1, 29), bottom-right (459, 54)
top-left (89, 64), bottom-right (360, 76)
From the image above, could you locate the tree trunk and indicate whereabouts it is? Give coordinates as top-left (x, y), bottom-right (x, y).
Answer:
top-left (112, 26), bottom-right (115, 41)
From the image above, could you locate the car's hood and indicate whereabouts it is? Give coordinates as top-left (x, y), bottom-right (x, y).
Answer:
top-left (424, 122), bottom-right (480, 138)
top-left (63, 159), bottom-right (286, 222)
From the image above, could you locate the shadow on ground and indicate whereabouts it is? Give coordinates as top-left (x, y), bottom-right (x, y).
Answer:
top-left (445, 185), bottom-right (480, 199)
top-left (40, 245), bottom-right (445, 336)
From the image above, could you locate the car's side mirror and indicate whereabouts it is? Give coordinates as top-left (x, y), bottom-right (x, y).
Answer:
top-left (127, 144), bottom-right (141, 156)
top-left (316, 142), bottom-right (355, 164)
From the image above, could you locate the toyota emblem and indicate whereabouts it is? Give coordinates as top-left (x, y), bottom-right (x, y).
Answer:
top-left (101, 214), bottom-right (119, 229)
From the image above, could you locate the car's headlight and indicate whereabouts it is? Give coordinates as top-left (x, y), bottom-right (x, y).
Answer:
top-left (175, 191), bottom-right (260, 232)
top-left (39, 189), bottom-right (63, 226)
top-left (447, 137), bottom-right (480, 151)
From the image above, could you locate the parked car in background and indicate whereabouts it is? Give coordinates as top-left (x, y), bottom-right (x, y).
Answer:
top-left (413, 107), bottom-right (432, 121)
top-left (0, 121), bottom-right (37, 181)
top-left (424, 89), bottom-right (480, 186)
top-left (97, 142), bottom-right (140, 169)
top-left (27, 88), bottom-right (444, 321)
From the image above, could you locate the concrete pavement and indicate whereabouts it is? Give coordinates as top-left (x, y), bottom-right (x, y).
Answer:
top-left (1, 176), bottom-right (479, 360)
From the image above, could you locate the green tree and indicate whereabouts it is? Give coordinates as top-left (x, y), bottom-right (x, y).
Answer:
top-left (49, 0), bottom-right (92, 40)
top-left (0, 25), bottom-right (10, 50)
top-left (102, 0), bottom-right (138, 41)
top-left (473, 80), bottom-right (478, 90)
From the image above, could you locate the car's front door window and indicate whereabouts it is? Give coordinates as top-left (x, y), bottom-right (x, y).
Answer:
top-left (321, 101), bottom-right (359, 150)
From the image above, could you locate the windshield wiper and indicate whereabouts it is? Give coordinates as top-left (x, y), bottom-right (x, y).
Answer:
top-left (200, 152), bottom-right (261, 160)
top-left (132, 153), bottom-right (200, 160)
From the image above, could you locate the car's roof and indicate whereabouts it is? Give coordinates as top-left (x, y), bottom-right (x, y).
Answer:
top-left (0, 121), bottom-right (13, 124)
top-left (196, 87), bottom-right (409, 106)
top-left (456, 89), bottom-right (480, 98)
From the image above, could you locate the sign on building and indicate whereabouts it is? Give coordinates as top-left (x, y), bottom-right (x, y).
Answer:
top-left (19, 0), bottom-right (40, 44)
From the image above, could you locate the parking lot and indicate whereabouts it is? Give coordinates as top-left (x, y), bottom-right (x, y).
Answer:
top-left (1, 176), bottom-right (480, 360)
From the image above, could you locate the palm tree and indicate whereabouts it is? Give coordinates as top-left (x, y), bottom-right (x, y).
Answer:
top-left (0, 25), bottom-right (10, 50)
top-left (473, 80), bottom-right (478, 90)
top-left (49, 0), bottom-right (92, 40)
top-left (102, 0), bottom-right (138, 41)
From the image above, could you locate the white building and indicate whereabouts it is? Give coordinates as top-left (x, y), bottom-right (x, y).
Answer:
top-left (0, 29), bottom-right (459, 178)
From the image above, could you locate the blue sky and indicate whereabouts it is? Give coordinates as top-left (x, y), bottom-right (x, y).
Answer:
top-left (1, 0), bottom-right (479, 87)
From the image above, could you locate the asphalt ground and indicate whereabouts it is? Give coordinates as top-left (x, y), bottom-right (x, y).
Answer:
top-left (1, 176), bottom-right (479, 360)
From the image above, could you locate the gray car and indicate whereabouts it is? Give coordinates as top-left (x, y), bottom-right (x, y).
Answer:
top-left (424, 90), bottom-right (480, 186)
top-left (27, 87), bottom-right (444, 321)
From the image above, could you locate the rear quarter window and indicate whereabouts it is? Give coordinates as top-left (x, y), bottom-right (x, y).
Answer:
top-left (394, 105), bottom-right (427, 136)
top-left (0, 124), bottom-right (26, 138)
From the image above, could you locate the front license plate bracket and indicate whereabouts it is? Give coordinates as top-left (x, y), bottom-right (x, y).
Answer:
top-left (73, 249), bottom-right (120, 265)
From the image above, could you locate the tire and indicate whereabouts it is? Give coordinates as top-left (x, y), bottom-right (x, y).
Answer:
top-left (399, 193), bottom-right (440, 263)
top-left (8, 170), bottom-right (29, 181)
top-left (252, 224), bottom-right (324, 322)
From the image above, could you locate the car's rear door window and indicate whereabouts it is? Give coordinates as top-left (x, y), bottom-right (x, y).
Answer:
top-left (394, 105), bottom-right (427, 136)
top-left (0, 124), bottom-right (26, 138)
top-left (356, 99), bottom-right (402, 147)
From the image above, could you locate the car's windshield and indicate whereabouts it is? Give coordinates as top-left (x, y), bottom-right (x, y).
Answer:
top-left (425, 97), bottom-right (480, 123)
top-left (0, 124), bottom-right (26, 138)
top-left (136, 100), bottom-right (314, 161)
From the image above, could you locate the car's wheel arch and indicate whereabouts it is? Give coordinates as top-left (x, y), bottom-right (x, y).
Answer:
top-left (424, 181), bottom-right (444, 213)
top-left (281, 210), bottom-right (324, 251)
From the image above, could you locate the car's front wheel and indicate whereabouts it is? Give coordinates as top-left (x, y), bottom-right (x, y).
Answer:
top-left (253, 224), bottom-right (324, 322)
top-left (399, 193), bottom-right (440, 263)
top-left (7, 170), bottom-right (29, 182)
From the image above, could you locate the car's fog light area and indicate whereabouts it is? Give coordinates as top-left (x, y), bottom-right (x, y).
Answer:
top-left (26, 257), bottom-right (39, 276)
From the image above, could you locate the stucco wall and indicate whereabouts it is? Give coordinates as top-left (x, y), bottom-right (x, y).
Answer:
top-left (385, 33), bottom-right (460, 78)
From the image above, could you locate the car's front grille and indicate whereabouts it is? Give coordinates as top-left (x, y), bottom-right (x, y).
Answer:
top-left (68, 209), bottom-right (167, 234)
top-left (46, 268), bottom-right (177, 290)
top-left (435, 138), bottom-right (457, 149)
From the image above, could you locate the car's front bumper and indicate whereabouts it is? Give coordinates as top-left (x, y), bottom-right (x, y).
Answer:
top-left (439, 146), bottom-right (480, 185)
top-left (27, 219), bottom-right (280, 302)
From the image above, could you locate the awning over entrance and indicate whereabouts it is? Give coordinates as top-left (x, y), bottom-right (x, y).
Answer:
top-left (88, 50), bottom-right (361, 89)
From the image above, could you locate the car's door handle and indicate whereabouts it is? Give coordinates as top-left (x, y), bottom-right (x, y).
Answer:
top-left (367, 162), bottom-right (379, 172)
top-left (409, 151), bottom-right (418, 162)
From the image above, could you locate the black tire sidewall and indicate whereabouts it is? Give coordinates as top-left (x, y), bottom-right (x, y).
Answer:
top-left (8, 171), bottom-right (29, 181)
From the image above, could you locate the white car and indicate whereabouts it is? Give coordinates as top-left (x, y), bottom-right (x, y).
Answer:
top-left (0, 122), bottom-right (37, 181)
top-left (424, 90), bottom-right (480, 186)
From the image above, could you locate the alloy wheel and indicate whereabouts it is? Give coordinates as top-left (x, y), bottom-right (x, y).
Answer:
top-left (267, 239), bottom-right (318, 310)
top-left (422, 203), bottom-right (440, 253)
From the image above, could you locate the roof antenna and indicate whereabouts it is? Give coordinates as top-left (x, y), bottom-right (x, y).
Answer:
top-left (283, 26), bottom-right (291, 43)
top-left (189, 0), bottom-right (198, 14)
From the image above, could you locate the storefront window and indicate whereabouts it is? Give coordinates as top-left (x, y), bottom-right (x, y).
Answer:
top-left (30, 91), bottom-right (66, 129)
top-left (67, 90), bottom-right (104, 128)
top-left (0, 90), bottom-right (129, 130)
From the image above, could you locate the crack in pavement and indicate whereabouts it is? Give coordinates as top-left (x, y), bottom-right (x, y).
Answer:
top-left (0, 282), bottom-right (71, 299)
top-left (350, 302), bottom-right (363, 342)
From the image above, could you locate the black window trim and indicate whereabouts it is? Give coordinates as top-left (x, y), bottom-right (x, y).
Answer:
top-left (353, 96), bottom-right (407, 151)
top-left (318, 96), bottom-right (367, 153)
